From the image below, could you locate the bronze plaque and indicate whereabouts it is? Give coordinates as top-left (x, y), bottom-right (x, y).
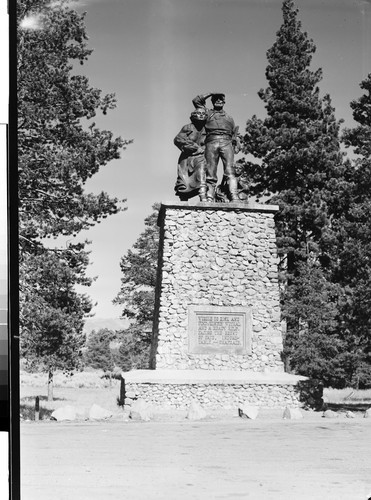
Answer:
top-left (188, 306), bottom-right (252, 354)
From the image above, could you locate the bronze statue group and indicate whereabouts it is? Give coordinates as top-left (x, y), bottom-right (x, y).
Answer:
top-left (174, 92), bottom-right (249, 203)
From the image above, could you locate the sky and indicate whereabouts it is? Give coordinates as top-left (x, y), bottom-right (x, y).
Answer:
top-left (20, 0), bottom-right (371, 328)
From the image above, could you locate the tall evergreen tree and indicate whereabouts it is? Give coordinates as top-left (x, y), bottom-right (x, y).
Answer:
top-left (243, 0), bottom-right (344, 266)
top-left (242, 0), bottom-right (345, 376)
top-left (18, 0), bottom-right (129, 246)
top-left (113, 204), bottom-right (160, 368)
top-left (20, 248), bottom-right (93, 400)
top-left (114, 204), bottom-right (160, 325)
top-left (18, 0), bottom-right (130, 394)
top-left (83, 328), bottom-right (117, 373)
top-left (334, 73), bottom-right (371, 387)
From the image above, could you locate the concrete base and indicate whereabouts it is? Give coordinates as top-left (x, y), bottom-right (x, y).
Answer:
top-left (121, 369), bottom-right (308, 410)
top-left (122, 369), bottom-right (306, 385)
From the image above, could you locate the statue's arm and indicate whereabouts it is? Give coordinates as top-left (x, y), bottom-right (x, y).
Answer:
top-left (174, 125), bottom-right (200, 154)
top-left (192, 93), bottom-right (213, 108)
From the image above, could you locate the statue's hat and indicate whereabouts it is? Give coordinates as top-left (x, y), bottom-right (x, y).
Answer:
top-left (211, 92), bottom-right (225, 101)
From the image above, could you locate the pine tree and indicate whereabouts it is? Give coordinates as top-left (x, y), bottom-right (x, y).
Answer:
top-left (334, 73), bottom-right (371, 387)
top-left (244, 0), bottom-right (344, 265)
top-left (115, 323), bottom-right (153, 371)
top-left (114, 204), bottom-right (160, 325)
top-left (83, 328), bottom-right (117, 373)
top-left (242, 0), bottom-right (345, 376)
top-left (17, 0), bottom-right (131, 396)
top-left (18, 0), bottom-right (130, 247)
top-left (113, 205), bottom-right (160, 368)
top-left (20, 246), bottom-right (93, 400)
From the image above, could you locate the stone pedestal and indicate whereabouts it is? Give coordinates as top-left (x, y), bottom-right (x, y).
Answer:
top-left (122, 201), bottom-right (307, 410)
top-left (150, 201), bottom-right (284, 372)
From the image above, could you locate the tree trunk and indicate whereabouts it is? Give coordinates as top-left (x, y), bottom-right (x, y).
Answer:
top-left (286, 250), bottom-right (300, 336)
top-left (47, 369), bottom-right (54, 402)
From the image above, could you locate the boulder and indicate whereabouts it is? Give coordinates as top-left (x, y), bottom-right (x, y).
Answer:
top-left (51, 405), bottom-right (77, 422)
top-left (323, 409), bottom-right (339, 418)
top-left (125, 391), bottom-right (136, 399)
top-left (186, 401), bottom-right (207, 421)
top-left (238, 404), bottom-right (259, 420)
top-left (129, 399), bottom-right (153, 421)
top-left (283, 407), bottom-right (303, 420)
top-left (75, 407), bottom-right (89, 420)
top-left (345, 411), bottom-right (356, 419)
top-left (89, 404), bottom-right (113, 421)
top-left (364, 408), bottom-right (371, 418)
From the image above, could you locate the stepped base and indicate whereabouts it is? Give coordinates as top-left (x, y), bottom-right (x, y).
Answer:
top-left (121, 369), bottom-right (308, 410)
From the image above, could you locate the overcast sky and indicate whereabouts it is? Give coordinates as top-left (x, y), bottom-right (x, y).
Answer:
top-left (26, 0), bottom-right (371, 324)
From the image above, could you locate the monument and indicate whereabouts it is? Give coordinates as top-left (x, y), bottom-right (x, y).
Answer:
top-left (121, 93), bottom-right (307, 410)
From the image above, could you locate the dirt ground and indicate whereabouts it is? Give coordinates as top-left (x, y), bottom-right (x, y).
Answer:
top-left (20, 409), bottom-right (371, 500)
top-left (19, 378), bottom-right (371, 500)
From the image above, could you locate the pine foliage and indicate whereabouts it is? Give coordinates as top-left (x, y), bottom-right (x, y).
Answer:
top-left (243, 0), bottom-right (344, 268)
top-left (113, 205), bottom-right (160, 368)
top-left (242, 0), bottom-right (352, 385)
top-left (114, 204), bottom-right (160, 325)
top-left (18, 0), bottom-right (130, 380)
top-left (83, 328), bottom-right (117, 373)
top-left (334, 73), bottom-right (371, 387)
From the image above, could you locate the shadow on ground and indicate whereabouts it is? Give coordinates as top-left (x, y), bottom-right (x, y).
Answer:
top-left (20, 396), bottom-right (67, 421)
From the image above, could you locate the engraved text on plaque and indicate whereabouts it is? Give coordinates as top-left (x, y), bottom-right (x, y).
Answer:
top-left (188, 306), bottom-right (252, 355)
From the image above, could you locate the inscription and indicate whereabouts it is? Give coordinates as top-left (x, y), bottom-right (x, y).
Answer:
top-left (188, 306), bottom-right (252, 355)
top-left (197, 314), bottom-right (243, 346)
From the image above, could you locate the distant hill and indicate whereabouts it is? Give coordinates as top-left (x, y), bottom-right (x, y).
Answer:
top-left (83, 317), bottom-right (131, 334)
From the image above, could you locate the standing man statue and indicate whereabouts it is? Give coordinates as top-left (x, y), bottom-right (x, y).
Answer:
top-left (174, 108), bottom-right (207, 201)
top-left (192, 92), bottom-right (240, 202)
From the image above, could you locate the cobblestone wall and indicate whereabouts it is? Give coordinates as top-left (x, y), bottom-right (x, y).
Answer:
top-left (124, 382), bottom-right (301, 409)
top-left (150, 203), bottom-right (284, 372)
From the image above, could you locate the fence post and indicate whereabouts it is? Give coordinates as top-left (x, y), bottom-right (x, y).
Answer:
top-left (35, 396), bottom-right (40, 421)
top-left (119, 377), bottom-right (126, 406)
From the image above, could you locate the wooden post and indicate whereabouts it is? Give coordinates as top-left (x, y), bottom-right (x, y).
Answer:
top-left (48, 369), bottom-right (54, 402)
top-left (35, 396), bottom-right (40, 421)
top-left (119, 377), bottom-right (125, 406)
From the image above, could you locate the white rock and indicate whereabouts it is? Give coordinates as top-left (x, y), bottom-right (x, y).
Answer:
top-left (125, 391), bottom-right (136, 399)
top-left (129, 399), bottom-right (153, 421)
top-left (186, 400), bottom-right (207, 420)
top-left (283, 407), bottom-right (303, 420)
top-left (364, 408), bottom-right (371, 418)
top-left (89, 404), bottom-right (113, 421)
top-left (238, 404), bottom-right (259, 420)
top-left (323, 409), bottom-right (339, 419)
top-left (51, 405), bottom-right (77, 421)
top-left (75, 407), bottom-right (89, 420)
top-left (345, 411), bottom-right (356, 419)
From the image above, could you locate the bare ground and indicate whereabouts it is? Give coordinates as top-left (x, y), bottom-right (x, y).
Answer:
top-left (20, 380), bottom-right (371, 500)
